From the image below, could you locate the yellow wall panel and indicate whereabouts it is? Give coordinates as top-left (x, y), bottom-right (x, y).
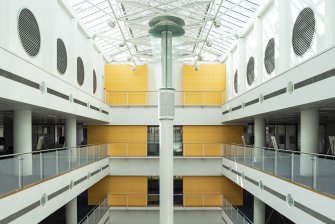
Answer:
top-left (183, 176), bottom-right (243, 207)
top-left (105, 64), bottom-right (148, 105)
top-left (183, 126), bottom-right (243, 156)
top-left (182, 64), bottom-right (226, 105)
top-left (88, 176), bottom-right (148, 207)
top-left (87, 126), bottom-right (147, 157)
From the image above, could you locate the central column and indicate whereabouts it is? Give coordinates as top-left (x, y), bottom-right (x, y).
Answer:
top-left (159, 30), bottom-right (174, 224)
top-left (149, 15), bottom-right (185, 224)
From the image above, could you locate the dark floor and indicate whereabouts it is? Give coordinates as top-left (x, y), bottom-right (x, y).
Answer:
top-left (39, 190), bottom-right (94, 224)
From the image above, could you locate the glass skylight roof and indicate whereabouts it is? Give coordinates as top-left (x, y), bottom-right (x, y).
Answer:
top-left (67, 0), bottom-right (266, 65)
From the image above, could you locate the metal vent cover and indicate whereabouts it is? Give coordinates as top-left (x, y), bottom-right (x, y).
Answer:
top-left (264, 38), bottom-right (275, 74)
top-left (93, 70), bottom-right (97, 94)
top-left (18, 8), bottom-right (41, 57)
top-left (234, 70), bottom-right (238, 94)
top-left (292, 7), bottom-right (316, 56)
top-left (77, 57), bottom-right (85, 86)
top-left (246, 57), bottom-right (255, 85)
top-left (57, 39), bottom-right (67, 74)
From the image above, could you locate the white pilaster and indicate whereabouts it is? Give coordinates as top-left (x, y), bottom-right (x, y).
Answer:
top-left (277, 0), bottom-right (290, 73)
top-left (238, 37), bottom-right (246, 94)
top-left (13, 110), bottom-right (32, 176)
top-left (325, 0), bottom-right (335, 47)
top-left (255, 17), bottom-right (263, 86)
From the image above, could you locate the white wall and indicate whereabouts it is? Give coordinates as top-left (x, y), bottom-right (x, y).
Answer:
top-left (0, 0), bottom-right (108, 122)
top-left (109, 106), bottom-right (223, 125)
top-left (109, 158), bottom-right (222, 176)
top-left (226, 0), bottom-right (335, 101)
top-left (109, 209), bottom-right (222, 224)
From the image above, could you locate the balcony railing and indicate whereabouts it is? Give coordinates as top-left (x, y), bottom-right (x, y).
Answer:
top-left (79, 194), bottom-right (109, 224)
top-left (223, 144), bottom-right (335, 197)
top-left (222, 196), bottom-right (253, 224)
top-left (108, 193), bottom-right (230, 207)
top-left (104, 90), bottom-right (226, 106)
top-left (0, 144), bottom-right (108, 198)
top-left (107, 142), bottom-right (224, 157)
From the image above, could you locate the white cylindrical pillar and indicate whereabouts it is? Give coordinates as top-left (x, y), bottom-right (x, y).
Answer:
top-left (159, 116), bottom-right (174, 224)
top-left (277, 0), bottom-right (290, 74)
top-left (77, 124), bottom-right (84, 145)
top-left (66, 197), bottom-right (77, 224)
top-left (65, 118), bottom-right (77, 147)
top-left (254, 118), bottom-right (265, 162)
top-left (66, 118), bottom-right (77, 162)
top-left (13, 110), bottom-right (32, 176)
top-left (158, 29), bottom-right (174, 224)
top-left (300, 109), bottom-right (319, 176)
top-left (254, 197), bottom-right (265, 224)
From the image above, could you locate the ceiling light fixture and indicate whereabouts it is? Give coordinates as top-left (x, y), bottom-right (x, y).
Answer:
top-left (206, 39), bottom-right (213, 47)
top-left (214, 19), bottom-right (221, 28)
top-left (107, 19), bottom-right (116, 28)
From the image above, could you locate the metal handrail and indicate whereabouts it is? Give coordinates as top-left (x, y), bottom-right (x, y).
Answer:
top-left (226, 143), bottom-right (335, 159)
top-left (0, 143), bottom-right (104, 159)
top-left (78, 195), bottom-right (109, 224)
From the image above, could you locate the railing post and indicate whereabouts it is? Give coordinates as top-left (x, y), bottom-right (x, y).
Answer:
top-left (126, 143), bottom-right (129, 157)
top-left (18, 155), bottom-right (23, 189)
top-left (78, 147), bottom-right (81, 167)
top-left (291, 153), bottom-right (294, 181)
top-left (126, 195), bottom-right (129, 208)
top-left (68, 148), bottom-right (71, 170)
top-left (312, 156), bottom-right (317, 189)
top-left (202, 144), bottom-right (205, 157)
top-left (87, 147), bottom-right (89, 164)
top-left (243, 146), bottom-right (246, 164)
top-left (202, 195), bottom-right (204, 207)
top-left (56, 150), bottom-right (59, 175)
top-left (261, 148), bottom-right (265, 171)
top-left (274, 149), bottom-right (278, 175)
top-left (40, 152), bottom-right (44, 180)
top-left (126, 92), bottom-right (129, 106)
top-left (202, 91), bottom-right (204, 105)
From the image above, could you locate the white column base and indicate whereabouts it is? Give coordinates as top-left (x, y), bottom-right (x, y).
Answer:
top-left (66, 197), bottom-right (77, 224)
top-left (254, 197), bottom-right (265, 224)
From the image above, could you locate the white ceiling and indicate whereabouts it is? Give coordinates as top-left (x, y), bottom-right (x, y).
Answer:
top-left (67, 0), bottom-right (266, 66)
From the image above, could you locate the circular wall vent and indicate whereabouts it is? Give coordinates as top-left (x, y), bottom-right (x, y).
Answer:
top-left (234, 70), bottom-right (238, 94)
top-left (57, 39), bottom-right (67, 74)
top-left (292, 7), bottom-right (316, 56)
top-left (93, 70), bottom-right (97, 94)
top-left (77, 57), bottom-right (85, 86)
top-left (18, 8), bottom-right (41, 57)
top-left (246, 57), bottom-right (255, 85)
top-left (264, 38), bottom-right (275, 74)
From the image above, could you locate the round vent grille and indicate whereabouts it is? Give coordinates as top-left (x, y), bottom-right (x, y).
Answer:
top-left (264, 38), bottom-right (275, 74)
top-left (93, 70), bottom-right (97, 94)
top-left (57, 39), bottom-right (67, 74)
top-left (18, 8), bottom-right (41, 57)
top-left (246, 57), bottom-right (255, 85)
top-left (234, 70), bottom-right (238, 94)
top-left (292, 7), bottom-right (316, 56)
top-left (77, 57), bottom-right (85, 86)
